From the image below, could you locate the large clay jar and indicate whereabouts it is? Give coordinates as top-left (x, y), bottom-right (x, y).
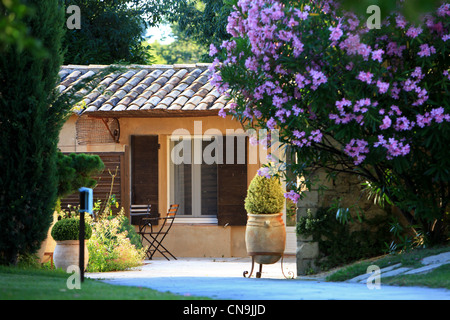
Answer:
top-left (245, 213), bottom-right (286, 264)
top-left (53, 240), bottom-right (89, 271)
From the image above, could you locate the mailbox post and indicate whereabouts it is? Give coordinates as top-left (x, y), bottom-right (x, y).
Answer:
top-left (79, 187), bottom-right (93, 282)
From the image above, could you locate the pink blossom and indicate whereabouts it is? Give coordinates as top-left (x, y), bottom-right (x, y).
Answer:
top-left (292, 105), bottom-right (303, 116)
top-left (357, 43), bottom-right (372, 60)
top-left (373, 135), bottom-right (387, 148)
top-left (278, 29), bottom-right (294, 42)
top-left (344, 139), bottom-right (369, 165)
top-left (309, 69), bottom-right (328, 89)
top-left (430, 107), bottom-right (446, 123)
top-left (390, 105), bottom-right (402, 116)
top-left (402, 79), bottom-right (417, 92)
top-left (273, 95), bottom-right (288, 109)
top-left (406, 26), bottom-right (423, 38)
top-left (412, 87), bottom-right (429, 106)
top-left (416, 113), bottom-right (432, 128)
top-left (294, 8), bottom-right (309, 20)
top-left (329, 25), bottom-right (343, 42)
top-left (395, 15), bottom-right (408, 29)
top-left (295, 73), bottom-right (308, 89)
top-left (284, 190), bottom-right (300, 203)
top-left (386, 42), bottom-right (406, 57)
top-left (443, 34), bottom-right (450, 41)
top-left (371, 49), bottom-right (384, 63)
top-left (267, 117), bottom-right (276, 130)
top-left (245, 56), bottom-right (259, 71)
top-left (292, 130), bottom-right (304, 140)
top-left (209, 44), bottom-right (219, 57)
top-left (257, 167), bottom-right (271, 179)
top-left (335, 98), bottom-right (352, 112)
top-left (391, 84), bottom-right (400, 100)
top-left (292, 36), bottom-right (304, 57)
top-left (347, 18), bottom-right (359, 31)
top-left (437, 3), bottom-right (450, 16)
top-left (354, 98), bottom-right (371, 113)
top-left (374, 136), bottom-right (411, 159)
top-left (379, 116), bottom-right (392, 130)
top-left (376, 80), bottom-right (390, 94)
top-left (394, 117), bottom-right (412, 131)
top-left (411, 67), bottom-right (424, 79)
top-left (418, 44), bottom-right (436, 57)
top-left (339, 34), bottom-right (361, 55)
top-left (218, 108), bottom-right (227, 118)
top-left (443, 70), bottom-right (450, 81)
top-left (356, 71), bottom-right (374, 84)
top-left (309, 129), bottom-right (323, 143)
top-left (292, 135), bottom-right (312, 147)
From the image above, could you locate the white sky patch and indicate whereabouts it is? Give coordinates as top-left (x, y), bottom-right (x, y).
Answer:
top-left (146, 24), bottom-right (175, 45)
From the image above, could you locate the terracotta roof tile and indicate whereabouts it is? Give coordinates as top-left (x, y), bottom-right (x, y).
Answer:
top-left (60, 64), bottom-right (228, 117)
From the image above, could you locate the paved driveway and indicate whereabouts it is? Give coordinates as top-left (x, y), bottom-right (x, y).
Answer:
top-left (86, 257), bottom-right (450, 300)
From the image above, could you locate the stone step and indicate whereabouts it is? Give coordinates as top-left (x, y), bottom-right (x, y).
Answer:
top-left (347, 252), bottom-right (450, 283)
top-left (348, 263), bottom-right (402, 283)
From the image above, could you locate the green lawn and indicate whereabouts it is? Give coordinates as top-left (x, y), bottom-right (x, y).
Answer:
top-left (325, 246), bottom-right (450, 289)
top-left (0, 266), bottom-right (209, 300)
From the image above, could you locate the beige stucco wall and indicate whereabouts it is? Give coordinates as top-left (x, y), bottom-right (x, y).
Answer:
top-left (57, 113), bottom-right (261, 258)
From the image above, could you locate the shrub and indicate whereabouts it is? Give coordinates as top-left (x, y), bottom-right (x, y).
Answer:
top-left (211, 0), bottom-right (450, 244)
top-left (87, 209), bottom-right (145, 272)
top-left (51, 218), bottom-right (92, 241)
top-left (297, 208), bottom-right (391, 270)
top-left (245, 170), bottom-right (284, 214)
top-left (0, 0), bottom-right (69, 265)
top-left (56, 152), bottom-right (104, 199)
top-left (111, 215), bottom-right (143, 250)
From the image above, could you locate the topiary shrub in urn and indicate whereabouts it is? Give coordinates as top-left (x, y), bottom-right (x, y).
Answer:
top-left (244, 168), bottom-right (286, 265)
top-left (51, 218), bottom-right (92, 271)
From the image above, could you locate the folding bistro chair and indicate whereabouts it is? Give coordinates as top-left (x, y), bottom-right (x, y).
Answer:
top-left (130, 204), bottom-right (158, 259)
top-left (139, 204), bottom-right (179, 261)
top-left (130, 204), bottom-right (152, 227)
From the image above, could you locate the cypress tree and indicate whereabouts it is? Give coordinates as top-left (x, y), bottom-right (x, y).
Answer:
top-left (0, 0), bottom-right (68, 265)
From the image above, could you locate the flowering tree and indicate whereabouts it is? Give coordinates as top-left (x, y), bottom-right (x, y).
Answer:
top-left (210, 0), bottom-right (450, 244)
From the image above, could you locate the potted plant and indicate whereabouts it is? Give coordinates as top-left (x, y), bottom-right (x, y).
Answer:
top-left (51, 217), bottom-right (92, 271)
top-left (244, 168), bottom-right (286, 268)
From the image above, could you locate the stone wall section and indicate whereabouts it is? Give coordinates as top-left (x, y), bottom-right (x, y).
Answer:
top-left (296, 170), bottom-right (388, 275)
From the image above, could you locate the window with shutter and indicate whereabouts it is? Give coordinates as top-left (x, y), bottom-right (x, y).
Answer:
top-left (169, 135), bottom-right (247, 225)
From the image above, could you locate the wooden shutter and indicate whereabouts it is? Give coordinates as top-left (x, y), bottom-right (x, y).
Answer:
top-left (131, 135), bottom-right (159, 214)
top-left (217, 136), bottom-right (248, 226)
top-left (60, 153), bottom-right (122, 214)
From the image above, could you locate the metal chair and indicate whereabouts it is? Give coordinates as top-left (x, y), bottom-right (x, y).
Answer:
top-left (130, 204), bottom-right (153, 226)
top-left (139, 204), bottom-right (179, 260)
top-left (131, 204), bottom-right (158, 259)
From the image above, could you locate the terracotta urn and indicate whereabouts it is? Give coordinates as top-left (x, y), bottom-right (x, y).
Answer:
top-left (53, 240), bottom-right (89, 271)
top-left (245, 213), bottom-right (286, 264)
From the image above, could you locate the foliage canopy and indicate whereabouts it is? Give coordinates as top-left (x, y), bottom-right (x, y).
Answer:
top-left (211, 0), bottom-right (450, 244)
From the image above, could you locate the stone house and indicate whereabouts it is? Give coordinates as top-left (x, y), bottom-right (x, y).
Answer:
top-left (53, 63), bottom-right (298, 260)
top-left (41, 63), bottom-right (387, 275)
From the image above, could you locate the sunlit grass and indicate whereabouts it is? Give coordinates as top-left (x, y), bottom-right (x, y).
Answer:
top-left (0, 266), bottom-right (210, 300)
